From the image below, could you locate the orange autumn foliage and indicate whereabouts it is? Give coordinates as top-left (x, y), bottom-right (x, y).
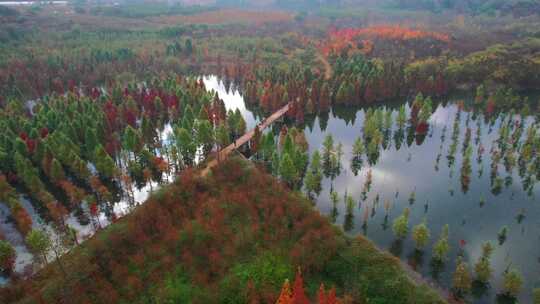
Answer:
top-left (275, 271), bottom-right (340, 304)
top-left (292, 268), bottom-right (309, 304)
top-left (11, 205), bottom-right (33, 235)
top-left (334, 26), bottom-right (450, 42)
top-left (322, 25), bottom-right (450, 56)
top-left (276, 279), bottom-right (293, 304)
top-left (318, 284), bottom-right (327, 304)
top-left (327, 287), bottom-right (338, 304)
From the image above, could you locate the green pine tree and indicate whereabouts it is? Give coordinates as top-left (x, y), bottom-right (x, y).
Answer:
top-left (50, 158), bottom-right (65, 183)
top-left (452, 258), bottom-right (472, 298)
top-left (94, 145), bottom-right (116, 179)
top-left (412, 219), bottom-right (431, 250)
top-left (474, 242), bottom-right (494, 284)
top-left (279, 153), bottom-right (296, 186)
top-left (26, 229), bottom-right (51, 264)
top-left (174, 127), bottom-right (196, 166)
top-left (392, 208), bottom-right (410, 239)
top-left (432, 224), bottom-right (450, 262)
top-left (352, 137), bottom-right (365, 157)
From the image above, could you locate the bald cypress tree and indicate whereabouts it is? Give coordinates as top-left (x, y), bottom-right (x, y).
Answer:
top-left (474, 242), bottom-right (494, 284)
top-left (433, 224), bottom-right (450, 262)
top-left (392, 208), bottom-right (410, 239)
top-left (123, 126), bottom-right (141, 155)
top-left (94, 145), bottom-right (116, 179)
top-left (234, 109), bottom-right (246, 137)
top-left (216, 123), bottom-right (230, 147)
top-left (26, 229), bottom-right (50, 264)
top-left (196, 119), bottom-right (213, 155)
top-left (279, 153), bottom-right (296, 187)
top-left (50, 158), bottom-right (65, 184)
top-left (502, 268), bottom-right (523, 299)
top-left (411, 219), bottom-right (430, 250)
top-left (14, 137), bottom-right (27, 156)
top-left (276, 279), bottom-right (292, 304)
top-left (84, 128), bottom-right (99, 159)
top-left (452, 258), bottom-right (472, 298)
top-left (140, 115), bottom-right (156, 148)
top-left (175, 127), bottom-right (196, 167)
top-left (304, 170), bottom-right (319, 198)
top-left (0, 240), bottom-right (16, 273)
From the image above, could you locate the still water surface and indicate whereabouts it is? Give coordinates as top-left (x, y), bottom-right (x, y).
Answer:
top-left (210, 77), bottom-right (540, 303)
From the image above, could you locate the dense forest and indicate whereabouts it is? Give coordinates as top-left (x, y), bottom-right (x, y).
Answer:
top-left (0, 75), bottom-right (249, 243)
top-left (0, 0), bottom-right (539, 303)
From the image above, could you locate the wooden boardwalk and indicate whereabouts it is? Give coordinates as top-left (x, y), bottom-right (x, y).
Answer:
top-left (201, 103), bottom-right (290, 176)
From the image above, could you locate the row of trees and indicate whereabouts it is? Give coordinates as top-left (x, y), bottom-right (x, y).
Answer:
top-left (318, 173), bottom-right (536, 303)
top-left (392, 209), bottom-right (525, 301)
top-left (291, 96), bottom-right (538, 300)
top-left (0, 75), bottom-right (248, 277)
top-left (240, 52), bottom-right (449, 126)
top-left (273, 269), bottom-right (339, 304)
top-left (299, 93), bottom-right (537, 202)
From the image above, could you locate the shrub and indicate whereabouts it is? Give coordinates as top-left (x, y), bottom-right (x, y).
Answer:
top-left (502, 268), bottom-right (523, 298)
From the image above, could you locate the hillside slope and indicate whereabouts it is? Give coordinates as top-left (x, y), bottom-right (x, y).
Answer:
top-left (0, 157), bottom-right (446, 304)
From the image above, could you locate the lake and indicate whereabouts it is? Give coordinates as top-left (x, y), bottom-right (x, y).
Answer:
top-left (210, 76), bottom-right (540, 303)
top-left (1, 76), bottom-right (537, 303)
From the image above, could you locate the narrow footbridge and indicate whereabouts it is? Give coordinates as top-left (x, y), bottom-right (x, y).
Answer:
top-left (201, 103), bottom-right (290, 176)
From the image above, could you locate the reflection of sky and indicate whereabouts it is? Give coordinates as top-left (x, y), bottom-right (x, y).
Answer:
top-left (0, 123), bottom-right (179, 282)
top-left (219, 93), bottom-right (539, 303)
top-left (0, 204), bottom-right (33, 277)
top-left (203, 75), bottom-right (260, 130)
top-left (0, 197), bottom-right (59, 278)
top-left (320, 105), bottom-right (539, 304)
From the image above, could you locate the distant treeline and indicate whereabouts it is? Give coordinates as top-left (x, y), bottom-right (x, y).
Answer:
top-left (388, 0), bottom-right (540, 16)
top-left (88, 3), bottom-right (217, 18)
top-left (200, 0), bottom-right (540, 16)
top-left (67, 0), bottom-right (540, 17)
top-left (0, 5), bottom-right (20, 17)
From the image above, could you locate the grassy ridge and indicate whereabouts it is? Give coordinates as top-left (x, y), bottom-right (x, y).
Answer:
top-left (0, 157), bottom-right (445, 303)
